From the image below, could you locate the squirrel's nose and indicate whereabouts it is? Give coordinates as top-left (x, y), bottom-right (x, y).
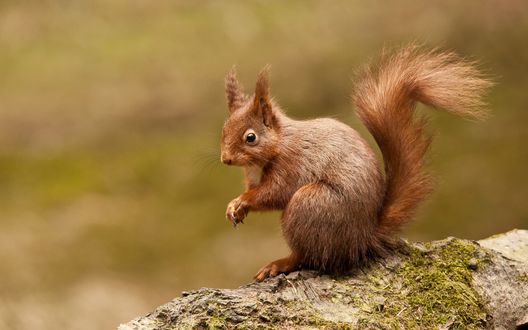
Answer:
top-left (221, 154), bottom-right (233, 165)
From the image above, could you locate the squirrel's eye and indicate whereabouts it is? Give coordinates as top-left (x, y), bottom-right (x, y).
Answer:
top-left (244, 129), bottom-right (258, 146)
top-left (246, 133), bottom-right (256, 143)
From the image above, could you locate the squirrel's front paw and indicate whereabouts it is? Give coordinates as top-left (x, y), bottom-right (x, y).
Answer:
top-left (226, 197), bottom-right (248, 227)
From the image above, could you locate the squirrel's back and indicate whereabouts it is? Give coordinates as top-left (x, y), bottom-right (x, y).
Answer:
top-left (275, 114), bottom-right (384, 204)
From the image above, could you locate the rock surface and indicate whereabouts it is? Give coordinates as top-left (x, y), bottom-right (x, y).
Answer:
top-left (119, 230), bottom-right (528, 329)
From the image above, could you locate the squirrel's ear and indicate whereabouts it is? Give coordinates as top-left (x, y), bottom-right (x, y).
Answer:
top-left (225, 67), bottom-right (246, 114)
top-left (253, 65), bottom-right (274, 128)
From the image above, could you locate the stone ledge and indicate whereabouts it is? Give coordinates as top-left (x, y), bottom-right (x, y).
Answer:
top-left (119, 230), bottom-right (528, 329)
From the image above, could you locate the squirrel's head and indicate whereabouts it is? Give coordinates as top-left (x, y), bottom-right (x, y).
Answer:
top-left (220, 66), bottom-right (280, 167)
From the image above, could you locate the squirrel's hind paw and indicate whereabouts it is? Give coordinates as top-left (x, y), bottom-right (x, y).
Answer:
top-left (254, 254), bottom-right (300, 282)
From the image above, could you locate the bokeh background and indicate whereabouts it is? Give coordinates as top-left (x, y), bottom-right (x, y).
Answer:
top-left (1, 1), bottom-right (527, 329)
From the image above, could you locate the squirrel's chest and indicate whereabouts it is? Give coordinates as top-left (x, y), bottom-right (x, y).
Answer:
top-left (244, 165), bottom-right (263, 188)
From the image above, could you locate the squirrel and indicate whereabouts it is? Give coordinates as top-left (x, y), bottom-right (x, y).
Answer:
top-left (220, 46), bottom-right (491, 282)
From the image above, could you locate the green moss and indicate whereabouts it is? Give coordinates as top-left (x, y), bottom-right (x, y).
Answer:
top-left (205, 315), bottom-right (227, 329)
top-left (517, 272), bottom-right (528, 283)
top-left (390, 240), bottom-right (488, 329)
top-left (334, 240), bottom-right (490, 329)
top-left (303, 315), bottom-right (355, 330)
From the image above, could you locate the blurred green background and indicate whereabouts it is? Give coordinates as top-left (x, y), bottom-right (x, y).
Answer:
top-left (0, 1), bottom-right (527, 329)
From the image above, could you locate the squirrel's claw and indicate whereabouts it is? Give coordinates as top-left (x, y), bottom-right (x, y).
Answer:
top-left (228, 211), bottom-right (241, 228)
top-left (226, 197), bottom-right (248, 228)
top-left (232, 214), bottom-right (244, 229)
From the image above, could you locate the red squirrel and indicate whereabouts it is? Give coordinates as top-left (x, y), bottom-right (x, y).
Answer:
top-left (220, 46), bottom-right (491, 281)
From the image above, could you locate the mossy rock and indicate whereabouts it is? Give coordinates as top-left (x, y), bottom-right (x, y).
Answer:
top-left (120, 230), bottom-right (528, 329)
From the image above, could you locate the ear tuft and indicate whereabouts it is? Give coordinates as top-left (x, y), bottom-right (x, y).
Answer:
top-left (253, 65), bottom-right (274, 127)
top-left (254, 65), bottom-right (271, 101)
top-left (225, 66), bottom-right (247, 113)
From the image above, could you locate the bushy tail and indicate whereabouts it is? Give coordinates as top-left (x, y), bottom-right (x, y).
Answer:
top-left (352, 46), bottom-right (492, 240)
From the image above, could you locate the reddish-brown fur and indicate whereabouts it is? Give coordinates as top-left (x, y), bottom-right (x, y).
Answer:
top-left (221, 46), bottom-right (491, 281)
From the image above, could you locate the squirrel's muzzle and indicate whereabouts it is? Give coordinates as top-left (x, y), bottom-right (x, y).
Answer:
top-left (221, 153), bottom-right (233, 165)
